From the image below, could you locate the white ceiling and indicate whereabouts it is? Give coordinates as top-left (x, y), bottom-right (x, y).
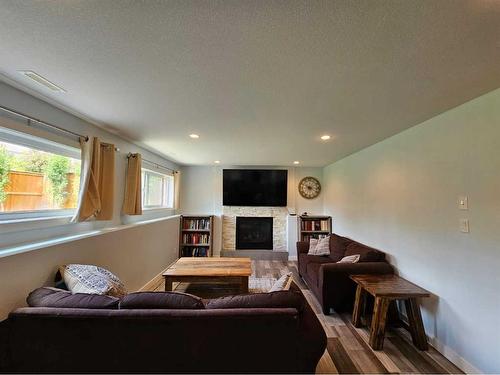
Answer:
top-left (0, 1), bottom-right (499, 167)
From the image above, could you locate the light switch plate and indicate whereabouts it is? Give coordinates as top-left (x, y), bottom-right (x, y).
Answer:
top-left (460, 219), bottom-right (470, 233)
top-left (458, 196), bottom-right (468, 210)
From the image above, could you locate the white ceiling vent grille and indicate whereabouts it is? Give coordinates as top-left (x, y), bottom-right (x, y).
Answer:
top-left (18, 70), bottom-right (66, 93)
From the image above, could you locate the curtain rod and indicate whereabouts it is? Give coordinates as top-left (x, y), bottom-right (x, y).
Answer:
top-left (0, 105), bottom-right (89, 142)
top-left (127, 152), bottom-right (177, 173)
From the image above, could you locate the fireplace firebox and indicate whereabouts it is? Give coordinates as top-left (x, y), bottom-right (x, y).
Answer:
top-left (235, 217), bottom-right (273, 250)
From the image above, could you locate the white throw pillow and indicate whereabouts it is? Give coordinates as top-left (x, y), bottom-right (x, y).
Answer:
top-left (269, 272), bottom-right (293, 292)
top-left (337, 254), bottom-right (360, 264)
top-left (307, 238), bottom-right (319, 255)
top-left (60, 264), bottom-right (127, 297)
top-left (308, 236), bottom-right (330, 256)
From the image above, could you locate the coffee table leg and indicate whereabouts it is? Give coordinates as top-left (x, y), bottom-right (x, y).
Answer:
top-left (369, 297), bottom-right (390, 350)
top-left (405, 298), bottom-right (428, 350)
top-left (352, 285), bottom-right (365, 327)
top-left (164, 277), bottom-right (173, 291)
top-left (240, 276), bottom-right (249, 294)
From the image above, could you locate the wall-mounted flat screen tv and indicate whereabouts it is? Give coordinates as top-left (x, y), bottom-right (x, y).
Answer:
top-left (223, 169), bottom-right (287, 207)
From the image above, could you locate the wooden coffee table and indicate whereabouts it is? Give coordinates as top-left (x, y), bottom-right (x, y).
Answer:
top-left (163, 257), bottom-right (252, 293)
top-left (350, 274), bottom-right (431, 351)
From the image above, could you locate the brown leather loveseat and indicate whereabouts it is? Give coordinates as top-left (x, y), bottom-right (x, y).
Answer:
top-left (297, 233), bottom-right (393, 314)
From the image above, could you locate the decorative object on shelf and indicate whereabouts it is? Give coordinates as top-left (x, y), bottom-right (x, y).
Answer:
top-left (179, 215), bottom-right (214, 257)
top-left (298, 215), bottom-right (332, 242)
top-left (298, 176), bottom-right (321, 199)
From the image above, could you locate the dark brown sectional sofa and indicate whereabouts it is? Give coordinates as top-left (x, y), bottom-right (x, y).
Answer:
top-left (297, 233), bottom-right (393, 314)
top-left (1, 283), bottom-right (326, 373)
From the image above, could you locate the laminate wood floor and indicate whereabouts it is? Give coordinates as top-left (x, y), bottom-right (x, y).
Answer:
top-left (147, 260), bottom-right (463, 374)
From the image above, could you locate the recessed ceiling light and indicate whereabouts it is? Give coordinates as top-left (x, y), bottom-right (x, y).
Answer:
top-left (189, 134), bottom-right (199, 139)
top-left (18, 70), bottom-right (66, 93)
top-left (293, 161), bottom-right (300, 165)
top-left (214, 160), bottom-right (220, 164)
top-left (320, 135), bottom-right (331, 140)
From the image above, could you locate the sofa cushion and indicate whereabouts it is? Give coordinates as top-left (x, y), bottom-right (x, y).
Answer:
top-left (27, 287), bottom-right (120, 309)
top-left (60, 264), bottom-right (127, 297)
top-left (269, 272), bottom-right (293, 292)
top-left (120, 291), bottom-right (204, 309)
top-left (307, 238), bottom-right (318, 254)
top-left (329, 234), bottom-right (349, 261)
top-left (344, 241), bottom-right (385, 262)
top-left (205, 290), bottom-right (303, 311)
top-left (308, 236), bottom-right (330, 256)
top-left (337, 254), bottom-right (360, 263)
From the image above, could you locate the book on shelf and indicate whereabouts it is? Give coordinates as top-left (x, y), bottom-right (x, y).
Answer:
top-left (182, 233), bottom-right (209, 245)
top-left (182, 218), bottom-right (210, 230)
top-left (181, 247), bottom-right (209, 257)
top-left (301, 219), bottom-right (329, 231)
top-left (302, 234), bottom-right (330, 242)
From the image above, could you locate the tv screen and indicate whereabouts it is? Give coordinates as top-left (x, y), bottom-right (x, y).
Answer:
top-left (223, 169), bottom-right (288, 207)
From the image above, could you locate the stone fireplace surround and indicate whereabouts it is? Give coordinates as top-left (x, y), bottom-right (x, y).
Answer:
top-left (222, 206), bottom-right (289, 251)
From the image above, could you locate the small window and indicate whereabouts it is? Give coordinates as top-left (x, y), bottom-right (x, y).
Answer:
top-left (141, 168), bottom-right (174, 209)
top-left (0, 127), bottom-right (81, 218)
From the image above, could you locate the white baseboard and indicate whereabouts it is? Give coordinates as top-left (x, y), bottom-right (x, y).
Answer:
top-left (428, 336), bottom-right (481, 374)
top-left (399, 314), bottom-right (480, 374)
top-left (288, 255), bottom-right (297, 261)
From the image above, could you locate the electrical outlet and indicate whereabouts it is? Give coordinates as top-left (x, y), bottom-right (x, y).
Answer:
top-left (460, 219), bottom-right (470, 233)
top-left (458, 196), bottom-right (468, 210)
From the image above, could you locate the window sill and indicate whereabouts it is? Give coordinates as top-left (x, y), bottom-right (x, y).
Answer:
top-left (0, 214), bottom-right (180, 259)
top-left (142, 207), bottom-right (174, 212)
top-left (0, 214), bottom-right (73, 234)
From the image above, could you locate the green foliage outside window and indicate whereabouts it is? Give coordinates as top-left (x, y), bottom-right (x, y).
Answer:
top-left (46, 155), bottom-right (71, 206)
top-left (0, 144), bottom-right (80, 208)
top-left (11, 150), bottom-right (49, 173)
top-left (0, 146), bottom-right (9, 204)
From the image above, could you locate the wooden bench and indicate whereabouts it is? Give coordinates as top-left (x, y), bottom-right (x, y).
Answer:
top-left (350, 274), bottom-right (431, 350)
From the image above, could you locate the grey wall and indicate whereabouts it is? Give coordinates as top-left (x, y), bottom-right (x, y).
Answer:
top-left (322, 88), bottom-right (500, 373)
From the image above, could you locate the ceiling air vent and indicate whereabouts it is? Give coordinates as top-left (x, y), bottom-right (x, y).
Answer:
top-left (18, 70), bottom-right (66, 93)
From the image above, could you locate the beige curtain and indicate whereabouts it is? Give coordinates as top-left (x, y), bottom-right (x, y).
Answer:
top-left (72, 137), bottom-right (115, 222)
top-left (122, 153), bottom-right (142, 215)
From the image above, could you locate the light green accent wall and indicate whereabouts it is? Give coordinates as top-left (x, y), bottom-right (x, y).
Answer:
top-left (322, 88), bottom-right (500, 373)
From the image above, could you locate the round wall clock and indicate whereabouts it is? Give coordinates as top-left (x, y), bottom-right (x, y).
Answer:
top-left (298, 176), bottom-right (321, 199)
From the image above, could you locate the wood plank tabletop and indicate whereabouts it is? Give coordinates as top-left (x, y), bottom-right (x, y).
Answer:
top-left (350, 274), bottom-right (431, 298)
top-left (163, 257), bottom-right (252, 277)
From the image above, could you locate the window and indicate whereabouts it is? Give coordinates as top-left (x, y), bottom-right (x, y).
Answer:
top-left (141, 168), bottom-right (174, 209)
top-left (0, 126), bottom-right (81, 218)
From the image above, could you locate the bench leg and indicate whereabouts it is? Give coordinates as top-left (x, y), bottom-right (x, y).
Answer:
top-left (164, 277), bottom-right (173, 291)
top-left (352, 285), bottom-right (365, 327)
top-left (405, 298), bottom-right (428, 350)
top-left (369, 297), bottom-right (390, 350)
top-left (240, 276), bottom-right (249, 294)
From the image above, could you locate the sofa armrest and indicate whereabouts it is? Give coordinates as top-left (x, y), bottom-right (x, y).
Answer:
top-left (318, 262), bottom-right (394, 313)
top-left (0, 319), bottom-right (10, 371)
top-left (297, 241), bottom-right (309, 254)
top-left (319, 262), bottom-right (393, 294)
top-left (320, 262), bottom-right (393, 276)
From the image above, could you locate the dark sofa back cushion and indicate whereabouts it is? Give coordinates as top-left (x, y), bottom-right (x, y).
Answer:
top-left (329, 234), bottom-right (350, 261)
top-left (120, 291), bottom-right (204, 309)
top-left (344, 241), bottom-right (385, 262)
top-left (205, 291), bottom-right (304, 311)
top-left (27, 287), bottom-right (119, 309)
